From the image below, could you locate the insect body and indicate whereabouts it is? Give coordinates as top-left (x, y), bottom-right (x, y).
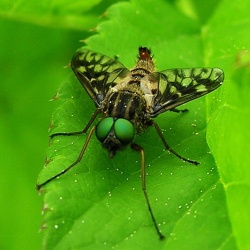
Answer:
top-left (37, 47), bottom-right (224, 239)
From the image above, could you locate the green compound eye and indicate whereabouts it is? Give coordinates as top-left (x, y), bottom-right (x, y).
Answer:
top-left (96, 117), bottom-right (114, 142)
top-left (114, 118), bottom-right (135, 144)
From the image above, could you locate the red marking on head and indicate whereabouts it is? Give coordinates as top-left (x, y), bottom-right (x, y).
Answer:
top-left (139, 47), bottom-right (152, 60)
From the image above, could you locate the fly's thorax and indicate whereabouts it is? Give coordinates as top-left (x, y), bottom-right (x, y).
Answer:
top-left (102, 87), bottom-right (148, 130)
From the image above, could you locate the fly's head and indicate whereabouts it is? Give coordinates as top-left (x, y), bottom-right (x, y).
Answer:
top-left (95, 117), bottom-right (135, 158)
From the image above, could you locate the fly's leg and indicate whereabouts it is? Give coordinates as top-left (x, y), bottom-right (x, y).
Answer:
top-left (50, 109), bottom-right (99, 139)
top-left (131, 143), bottom-right (165, 240)
top-left (37, 109), bottom-right (99, 190)
top-left (37, 126), bottom-right (96, 190)
top-left (152, 121), bottom-right (199, 165)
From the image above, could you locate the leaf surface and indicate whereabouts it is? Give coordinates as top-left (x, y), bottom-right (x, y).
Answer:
top-left (37, 0), bottom-right (247, 249)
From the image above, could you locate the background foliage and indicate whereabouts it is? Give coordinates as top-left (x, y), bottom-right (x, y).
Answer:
top-left (0, 0), bottom-right (249, 249)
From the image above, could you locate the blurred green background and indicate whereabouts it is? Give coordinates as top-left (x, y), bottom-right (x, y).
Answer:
top-left (0, 19), bottom-right (85, 249)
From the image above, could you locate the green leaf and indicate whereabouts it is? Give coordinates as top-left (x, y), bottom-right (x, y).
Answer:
top-left (37, 0), bottom-right (242, 249)
top-left (205, 1), bottom-right (250, 249)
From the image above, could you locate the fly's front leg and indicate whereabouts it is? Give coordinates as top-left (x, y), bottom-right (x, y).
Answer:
top-left (37, 126), bottom-right (96, 190)
top-left (50, 109), bottom-right (99, 139)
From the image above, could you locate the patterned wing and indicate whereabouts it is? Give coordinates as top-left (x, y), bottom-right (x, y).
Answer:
top-left (71, 49), bottom-right (130, 106)
top-left (149, 68), bottom-right (224, 117)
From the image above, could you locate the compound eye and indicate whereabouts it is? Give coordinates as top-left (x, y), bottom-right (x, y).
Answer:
top-left (114, 118), bottom-right (135, 144)
top-left (96, 117), bottom-right (114, 142)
